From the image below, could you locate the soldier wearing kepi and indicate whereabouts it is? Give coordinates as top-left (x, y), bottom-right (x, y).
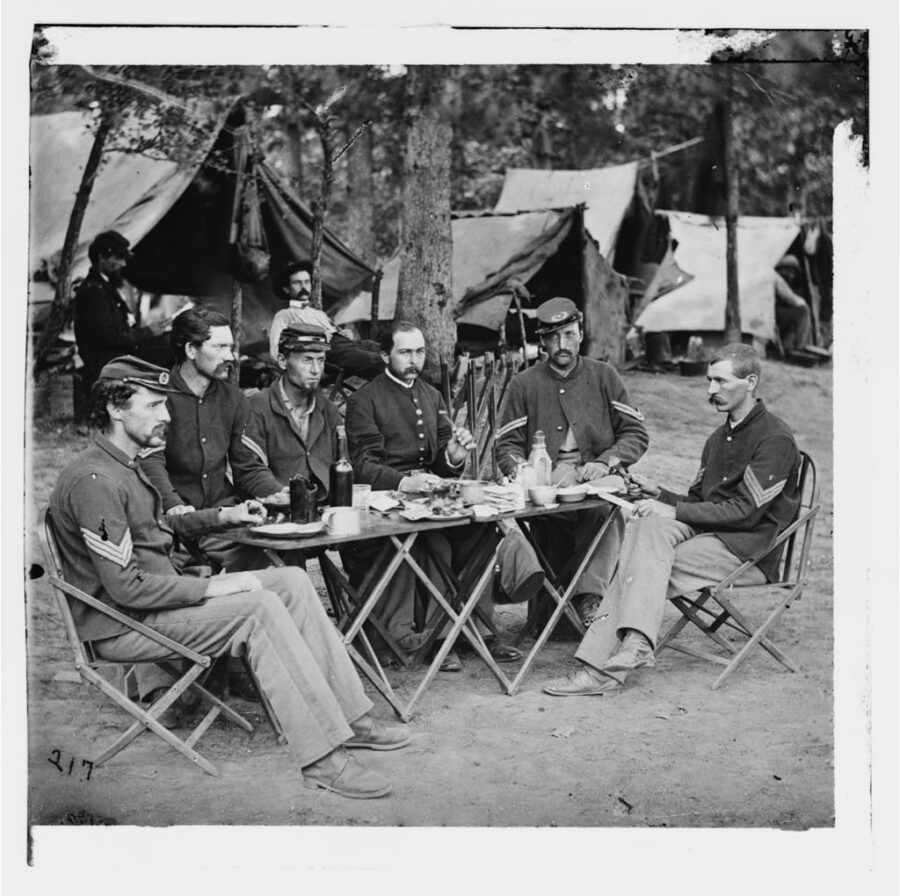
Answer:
top-left (496, 297), bottom-right (649, 630)
top-left (245, 324), bottom-right (342, 497)
top-left (50, 356), bottom-right (410, 798)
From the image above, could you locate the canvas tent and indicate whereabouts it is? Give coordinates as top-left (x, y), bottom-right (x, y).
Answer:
top-left (333, 207), bottom-right (629, 362)
top-left (493, 162), bottom-right (641, 261)
top-left (635, 211), bottom-right (801, 346)
top-left (29, 110), bottom-right (375, 348)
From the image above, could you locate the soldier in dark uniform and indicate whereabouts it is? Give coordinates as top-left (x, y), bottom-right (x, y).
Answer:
top-left (73, 231), bottom-right (173, 402)
top-left (50, 356), bottom-right (410, 798)
top-left (543, 343), bottom-right (801, 697)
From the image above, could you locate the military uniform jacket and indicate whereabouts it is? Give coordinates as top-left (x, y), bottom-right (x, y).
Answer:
top-left (345, 372), bottom-right (463, 490)
top-left (245, 379), bottom-right (342, 497)
top-left (50, 435), bottom-right (231, 643)
top-left (73, 268), bottom-right (156, 390)
top-left (658, 400), bottom-right (801, 581)
top-left (496, 357), bottom-right (649, 476)
top-left (140, 365), bottom-right (282, 512)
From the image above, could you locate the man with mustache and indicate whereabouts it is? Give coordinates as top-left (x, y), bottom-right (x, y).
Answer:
top-left (496, 297), bottom-right (649, 632)
top-left (344, 321), bottom-right (530, 669)
top-left (73, 231), bottom-right (173, 401)
top-left (50, 356), bottom-right (410, 798)
top-left (543, 343), bottom-right (801, 696)
top-left (269, 260), bottom-right (384, 380)
top-left (140, 306), bottom-right (284, 573)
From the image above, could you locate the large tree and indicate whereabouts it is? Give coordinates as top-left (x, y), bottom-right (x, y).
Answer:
top-left (395, 66), bottom-right (457, 381)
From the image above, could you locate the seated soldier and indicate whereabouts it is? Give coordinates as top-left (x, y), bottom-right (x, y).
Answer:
top-left (345, 320), bottom-right (534, 670)
top-left (269, 260), bottom-right (384, 380)
top-left (543, 343), bottom-right (801, 697)
top-left (50, 356), bottom-right (409, 799)
top-left (245, 324), bottom-right (341, 499)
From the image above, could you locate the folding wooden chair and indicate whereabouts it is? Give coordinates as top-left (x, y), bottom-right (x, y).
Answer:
top-left (655, 451), bottom-right (820, 689)
top-left (37, 507), bottom-right (255, 776)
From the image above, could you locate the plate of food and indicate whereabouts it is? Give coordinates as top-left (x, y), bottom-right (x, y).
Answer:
top-left (250, 521), bottom-right (326, 538)
top-left (556, 484), bottom-right (589, 504)
top-left (586, 474), bottom-right (627, 495)
top-left (399, 505), bottom-right (473, 522)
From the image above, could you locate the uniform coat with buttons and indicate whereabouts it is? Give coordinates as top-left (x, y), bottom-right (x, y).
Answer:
top-left (73, 268), bottom-right (165, 394)
top-left (139, 364), bottom-right (282, 512)
top-left (494, 356), bottom-right (650, 606)
top-left (345, 372), bottom-right (462, 489)
top-left (50, 433), bottom-right (374, 767)
top-left (496, 356), bottom-right (649, 476)
top-left (245, 379), bottom-right (342, 498)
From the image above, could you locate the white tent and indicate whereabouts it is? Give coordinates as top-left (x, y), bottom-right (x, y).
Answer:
top-left (493, 162), bottom-right (640, 258)
top-left (636, 211), bottom-right (801, 344)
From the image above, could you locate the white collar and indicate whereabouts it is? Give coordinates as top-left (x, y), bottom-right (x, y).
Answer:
top-left (385, 369), bottom-right (415, 390)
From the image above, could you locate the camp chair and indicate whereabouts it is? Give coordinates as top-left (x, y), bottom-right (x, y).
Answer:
top-left (37, 507), bottom-right (256, 776)
top-left (655, 451), bottom-right (820, 690)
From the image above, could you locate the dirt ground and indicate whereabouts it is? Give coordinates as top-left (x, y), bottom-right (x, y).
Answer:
top-left (24, 360), bottom-right (834, 829)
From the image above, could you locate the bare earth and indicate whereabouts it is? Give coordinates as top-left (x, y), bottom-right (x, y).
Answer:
top-left (25, 360), bottom-right (833, 828)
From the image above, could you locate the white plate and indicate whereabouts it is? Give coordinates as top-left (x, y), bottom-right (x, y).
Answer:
top-left (250, 521), bottom-right (326, 538)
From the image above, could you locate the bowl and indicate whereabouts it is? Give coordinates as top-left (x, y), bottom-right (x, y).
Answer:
top-left (528, 485), bottom-right (558, 506)
top-left (556, 485), bottom-right (588, 504)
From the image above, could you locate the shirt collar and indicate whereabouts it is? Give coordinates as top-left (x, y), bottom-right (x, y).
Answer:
top-left (93, 433), bottom-right (138, 468)
top-left (289, 299), bottom-right (311, 309)
top-left (728, 398), bottom-right (764, 432)
top-left (385, 368), bottom-right (416, 390)
top-left (278, 377), bottom-right (316, 418)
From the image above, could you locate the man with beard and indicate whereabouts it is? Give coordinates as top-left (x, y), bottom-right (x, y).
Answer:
top-left (73, 231), bottom-right (173, 399)
top-left (344, 321), bottom-right (530, 669)
top-left (245, 324), bottom-right (341, 497)
top-left (269, 260), bottom-right (384, 380)
top-left (50, 356), bottom-right (410, 798)
top-left (496, 297), bottom-right (649, 631)
top-left (140, 306), bottom-right (285, 571)
top-left (543, 343), bottom-right (801, 696)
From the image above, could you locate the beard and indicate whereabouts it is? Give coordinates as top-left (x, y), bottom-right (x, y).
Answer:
top-left (107, 269), bottom-right (126, 288)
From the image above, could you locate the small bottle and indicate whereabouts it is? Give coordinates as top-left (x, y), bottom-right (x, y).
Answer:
top-left (528, 430), bottom-right (552, 487)
top-left (329, 424), bottom-right (354, 507)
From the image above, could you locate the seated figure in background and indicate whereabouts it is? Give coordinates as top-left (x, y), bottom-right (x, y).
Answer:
top-left (269, 260), bottom-right (384, 380)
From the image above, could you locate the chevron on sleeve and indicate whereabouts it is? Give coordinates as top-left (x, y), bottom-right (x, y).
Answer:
top-left (81, 526), bottom-right (134, 568)
top-left (691, 466), bottom-right (706, 487)
top-left (743, 465), bottom-right (787, 508)
top-left (240, 433), bottom-right (268, 465)
top-left (495, 416), bottom-right (527, 439)
top-left (611, 400), bottom-right (645, 422)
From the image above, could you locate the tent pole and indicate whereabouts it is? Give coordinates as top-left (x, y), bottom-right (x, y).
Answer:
top-left (370, 268), bottom-right (383, 339)
top-left (231, 278), bottom-right (243, 385)
top-left (723, 87), bottom-right (742, 344)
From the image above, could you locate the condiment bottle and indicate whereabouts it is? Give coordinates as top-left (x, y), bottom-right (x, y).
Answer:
top-left (329, 424), bottom-right (354, 506)
top-left (528, 430), bottom-right (552, 487)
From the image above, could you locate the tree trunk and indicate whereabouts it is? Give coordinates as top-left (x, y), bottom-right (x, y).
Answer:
top-left (32, 110), bottom-right (114, 374)
top-left (723, 80), bottom-right (742, 344)
top-left (396, 66), bottom-right (456, 384)
top-left (343, 126), bottom-right (376, 264)
top-left (230, 279), bottom-right (243, 385)
top-left (309, 121), bottom-right (334, 311)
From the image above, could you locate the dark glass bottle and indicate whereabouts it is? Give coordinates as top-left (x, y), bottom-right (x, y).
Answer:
top-left (329, 424), bottom-right (354, 506)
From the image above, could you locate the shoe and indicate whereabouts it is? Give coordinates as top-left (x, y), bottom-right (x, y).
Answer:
top-left (141, 687), bottom-right (182, 729)
top-left (227, 664), bottom-right (262, 702)
top-left (574, 593), bottom-right (604, 627)
top-left (488, 641), bottom-right (523, 663)
top-left (459, 636), bottom-right (523, 663)
top-left (345, 715), bottom-right (411, 751)
top-left (601, 630), bottom-right (656, 673)
top-left (303, 747), bottom-right (392, 799)
top-left (543, 665), bottom-right (622, 697)
top-left (439, 649), bottom-right (461, 673)
top-left (395, 630), bottom-right (431, 653)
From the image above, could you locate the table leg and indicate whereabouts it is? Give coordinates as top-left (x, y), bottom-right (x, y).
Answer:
top-left (506, 509), bottom-right (620, 695)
